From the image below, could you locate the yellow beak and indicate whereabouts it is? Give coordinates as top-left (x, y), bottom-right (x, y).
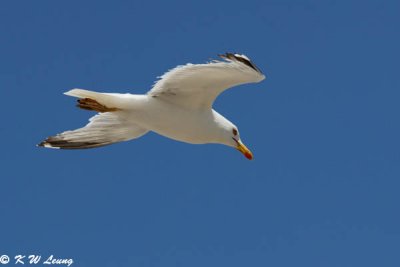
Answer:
top-left (236, 140), bottom-right (253, 160)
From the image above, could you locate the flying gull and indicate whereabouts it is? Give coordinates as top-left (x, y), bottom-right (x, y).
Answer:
top-left (38, 53), bottom-right (266, 159)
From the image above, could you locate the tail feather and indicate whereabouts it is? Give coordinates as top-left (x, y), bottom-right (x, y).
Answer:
top-left (65, 88), bottom-right (136, 110)
top-left (64, 88), bottom-right (105, 99)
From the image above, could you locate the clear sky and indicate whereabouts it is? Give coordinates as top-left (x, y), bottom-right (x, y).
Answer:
top-left (1, 0), bottom-right (399, 266)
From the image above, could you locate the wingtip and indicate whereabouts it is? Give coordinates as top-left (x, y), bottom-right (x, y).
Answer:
top-left (218, 53), bottom-right (229, 59)
top-left (219, 52), bottom-right (263, 74)
top-left (37, 140), bottom-right (60, 149)
top-left (218, 52), bottom-right (235, 60)
top-left (37, 141), bottom-right (45, 147)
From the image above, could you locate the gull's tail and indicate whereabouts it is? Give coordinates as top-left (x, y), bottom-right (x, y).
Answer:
top-left (38, 89), bottom-right (148, 149)
top-left (65, 88), bottom-right (136, 111)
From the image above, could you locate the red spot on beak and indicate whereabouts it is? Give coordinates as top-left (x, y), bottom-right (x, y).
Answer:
top-left (235, 140), bottom-right (253, 160)
top-left (244, 151), bottom-right (253, 160)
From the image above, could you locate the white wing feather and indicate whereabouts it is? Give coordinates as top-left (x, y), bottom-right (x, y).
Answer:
top-left (148, 54), bottom-right (265, 110)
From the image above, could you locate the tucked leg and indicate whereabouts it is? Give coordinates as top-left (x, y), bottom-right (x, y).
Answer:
top-left (77, 98), bottom-right (120, 112)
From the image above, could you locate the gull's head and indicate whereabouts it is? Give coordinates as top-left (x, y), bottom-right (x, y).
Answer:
top-left (217, 123), bottom-right (253, 160)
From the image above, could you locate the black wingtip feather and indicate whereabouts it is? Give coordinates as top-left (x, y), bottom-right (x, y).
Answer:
top-left (219, 52), bottom-right (262, 73)
top-left (38, 136), bottom-right (107, 149)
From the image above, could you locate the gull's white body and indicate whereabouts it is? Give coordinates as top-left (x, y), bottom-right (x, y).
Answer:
top-left (40, 53), bottom-right (265, 158)
top-left (122, 97), bottom-right (229, 144)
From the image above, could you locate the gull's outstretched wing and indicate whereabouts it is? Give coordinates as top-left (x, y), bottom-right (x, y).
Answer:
top-left (147, 53), bottom-right (265, 110)
top-left (38, 112), bottom-right (148, 149)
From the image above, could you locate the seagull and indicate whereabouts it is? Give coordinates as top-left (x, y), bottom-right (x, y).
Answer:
top-left (38, 53), bottom-right (266, 159)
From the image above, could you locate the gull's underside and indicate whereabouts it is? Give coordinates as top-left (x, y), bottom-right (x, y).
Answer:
top-left (38, 53), bottom-right (266, 159)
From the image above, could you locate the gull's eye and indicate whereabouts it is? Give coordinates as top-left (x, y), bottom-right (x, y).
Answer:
top-left (232, 128), bottom-right (238, 136)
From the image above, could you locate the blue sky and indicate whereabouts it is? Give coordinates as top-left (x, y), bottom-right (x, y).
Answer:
top-left (1, 0), bottom-right (399, 266)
